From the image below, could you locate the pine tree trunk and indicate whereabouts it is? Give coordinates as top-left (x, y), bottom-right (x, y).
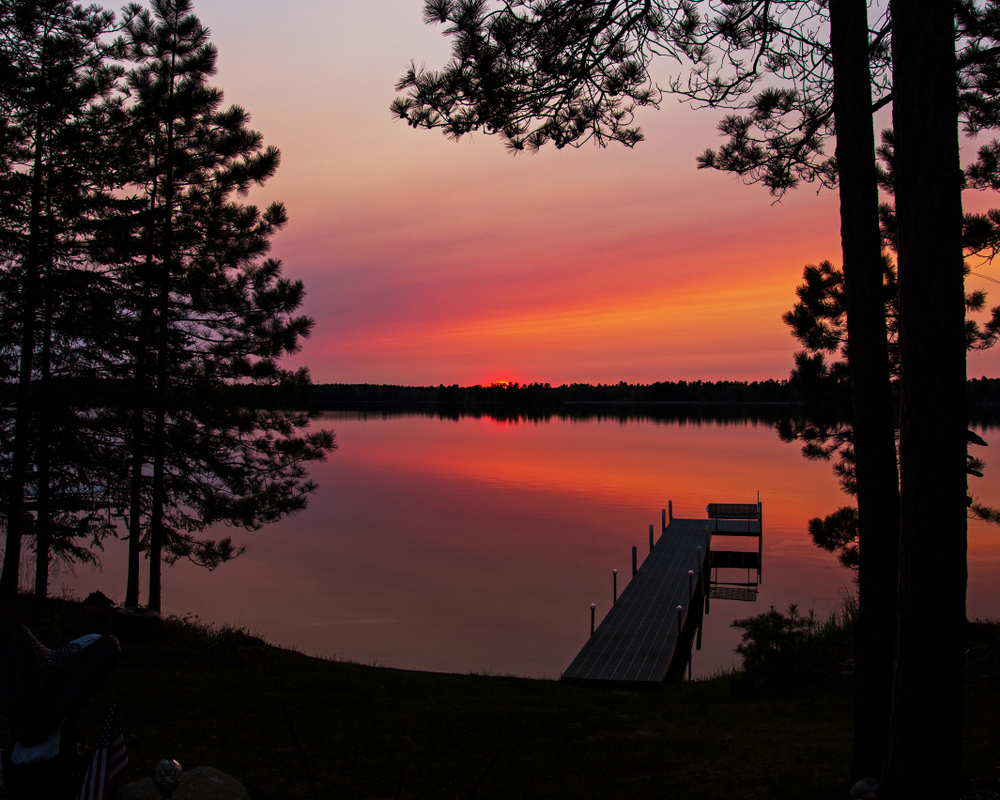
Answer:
top-left (829, 0), bottom-right (901, 781)
top-left (125, 126), bottom-right (166, 610)
top-left (0, 98), bottom-right (46, 598)
top-left (33, 235), bottom-right (54, 600)
top-left (125, 366), bottom-right (145, 608)
top-left (148, 72), bottom-right (177, 614)
top-left (884, 2), bottom-right (968, 796)
top-left (149, 280), bottom-right (168, 613)
top-left (126, 241), bottom-right (156, 608)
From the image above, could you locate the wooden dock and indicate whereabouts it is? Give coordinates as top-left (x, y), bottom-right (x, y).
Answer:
top-left (561, 502), bottom-right (762, 688)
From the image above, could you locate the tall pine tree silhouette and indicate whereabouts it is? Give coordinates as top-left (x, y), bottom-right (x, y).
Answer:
top-left (0, 0), bottom-right (130, 597)
top-left (120, 0), bottom-right (333, 611)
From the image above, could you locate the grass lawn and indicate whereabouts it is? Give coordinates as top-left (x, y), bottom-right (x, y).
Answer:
top-left (1, 596), bottom-right (996, 800)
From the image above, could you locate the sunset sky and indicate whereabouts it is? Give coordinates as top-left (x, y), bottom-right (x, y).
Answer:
top-left (193, 0), bottom-right (998, 386)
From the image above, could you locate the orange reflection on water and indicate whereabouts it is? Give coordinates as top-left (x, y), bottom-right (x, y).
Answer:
top-left (350, 413), bottom-right (847, 528)
top-left (67, 413), bottom-right (1000, 679)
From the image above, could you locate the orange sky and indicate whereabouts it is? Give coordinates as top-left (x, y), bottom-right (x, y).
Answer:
top-left (192, 0), bottom-right (999, 385)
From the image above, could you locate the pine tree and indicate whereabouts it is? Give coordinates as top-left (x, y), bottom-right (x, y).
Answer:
top-left (0, 0), bottom-right (130, 597)
top-left (119, 0), bottom-right (333, 611)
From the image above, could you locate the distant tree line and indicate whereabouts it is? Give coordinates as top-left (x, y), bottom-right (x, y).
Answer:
top-left (311, 379), bottom-right (800, 405)
top-left (968, 376), bottom-right (1000, 405)
top-left (0, 0), bottom-right (334, 611)
top-left (310, 378), bottom-right (1000, 409)
top-left (333, 403), bottom-right (800, 426)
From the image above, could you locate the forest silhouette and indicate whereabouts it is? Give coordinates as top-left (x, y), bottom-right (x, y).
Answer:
top-left (0, 0), bottom-right (335, 613)
top-left (1, 0), bottom-right (1000, 797)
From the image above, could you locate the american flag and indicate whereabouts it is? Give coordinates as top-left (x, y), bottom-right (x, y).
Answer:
top-left (75, 703), bottom-right (129, 800)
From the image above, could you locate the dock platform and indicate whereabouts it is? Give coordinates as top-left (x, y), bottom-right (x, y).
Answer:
top-left (561, 518), bottom-right (712, 688)
top-left (562, 501), bottom-right (763, 688)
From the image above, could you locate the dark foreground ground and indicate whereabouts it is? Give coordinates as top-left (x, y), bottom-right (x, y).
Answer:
top-left (1, 597), bottom-right (997, 800)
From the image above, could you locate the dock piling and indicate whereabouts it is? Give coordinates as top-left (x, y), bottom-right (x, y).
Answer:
top-left (650, 524), bottom-right (654, 551)
top-left (590, 604), bottom-right (596, 636)
top-left (697, 546), bottom-right (708, 614)
top-left (688, 570), bottom-right (694, 603)
top-left (668, 501), bottom-right (673, 522)
top-left (613, 569), bottom-right (618, 604)
top-left (632, 546), bottom-right (637, 576)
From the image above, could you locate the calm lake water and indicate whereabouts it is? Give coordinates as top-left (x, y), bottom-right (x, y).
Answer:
top-left (63, 410), bottom-right (1000, 679)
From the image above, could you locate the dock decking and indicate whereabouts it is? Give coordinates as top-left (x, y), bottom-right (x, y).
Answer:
top-left (562, 501), bottom-right (763, 688)
top-left (561, 518), bottom-right (712, 688)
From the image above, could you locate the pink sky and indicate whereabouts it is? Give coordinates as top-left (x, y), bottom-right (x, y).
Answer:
top-left (194, 0), bottom-right (998, 385)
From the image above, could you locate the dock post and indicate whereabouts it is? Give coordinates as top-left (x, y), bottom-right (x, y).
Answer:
top-left (688, 570), bottom-right (694, 603)
top-left (668, 501), bottom-right (673, 522)
top-left (590, 604), bottom-right (596, 636)
top-left (632, 546), bottom-right (637, 576)
top-left (661, 509), bottom-right (666, 531)
top-left (613, 569), bottom-right (618, 604)
top-left (698, 545), bottom-right (709, 614)
top-left (696, 620), bottom-right (702, 651)
top-left (758, 500), bottom-right (763, 584)
top-left (649, 524), bottom-right (654, 552)
top-left (676, 605), bottom-right (683, 634)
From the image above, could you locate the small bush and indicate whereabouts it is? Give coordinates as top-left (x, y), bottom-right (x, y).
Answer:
top-left (732, 602), bottom-right (852, 691)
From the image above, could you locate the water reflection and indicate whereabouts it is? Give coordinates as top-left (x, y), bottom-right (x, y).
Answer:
top-left (318, 400), bottom-right (1000, 429)
top-left (322, 403), bottom-right (798, 426)
top-left (64, 409), bottom-right (1000, 679)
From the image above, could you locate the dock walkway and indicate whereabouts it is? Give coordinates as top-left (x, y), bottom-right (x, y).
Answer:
top-left (561, 518), bottom-right (712, 688)
top-left (562, 501), bottom-right (763, 688)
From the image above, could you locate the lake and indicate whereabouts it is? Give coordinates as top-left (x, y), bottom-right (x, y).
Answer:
top-left (62, 409), bottom-right (1000, 679)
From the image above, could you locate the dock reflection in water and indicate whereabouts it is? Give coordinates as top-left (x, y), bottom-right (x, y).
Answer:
top-left (64, 410), bottom-right (1000, 679)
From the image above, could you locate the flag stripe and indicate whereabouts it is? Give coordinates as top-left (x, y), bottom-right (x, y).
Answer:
top-left (75, 704), bottom-right (128, 800)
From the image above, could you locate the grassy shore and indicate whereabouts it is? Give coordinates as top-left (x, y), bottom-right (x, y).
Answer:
top-left (1, 596), bottom-right (997, 800)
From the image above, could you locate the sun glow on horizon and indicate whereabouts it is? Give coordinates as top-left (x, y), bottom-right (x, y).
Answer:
top-left (185, 0), bottom-right (997, 386)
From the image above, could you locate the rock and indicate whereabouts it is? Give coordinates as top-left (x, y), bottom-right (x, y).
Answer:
top-left (117, 766), bottom-right (249, 800)
top-left (83, 591), bottom-right (117, 609)
top-left (113, 607), bottom-right (160, 641)
top-left (850, 778), bottom-right (880, 799)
